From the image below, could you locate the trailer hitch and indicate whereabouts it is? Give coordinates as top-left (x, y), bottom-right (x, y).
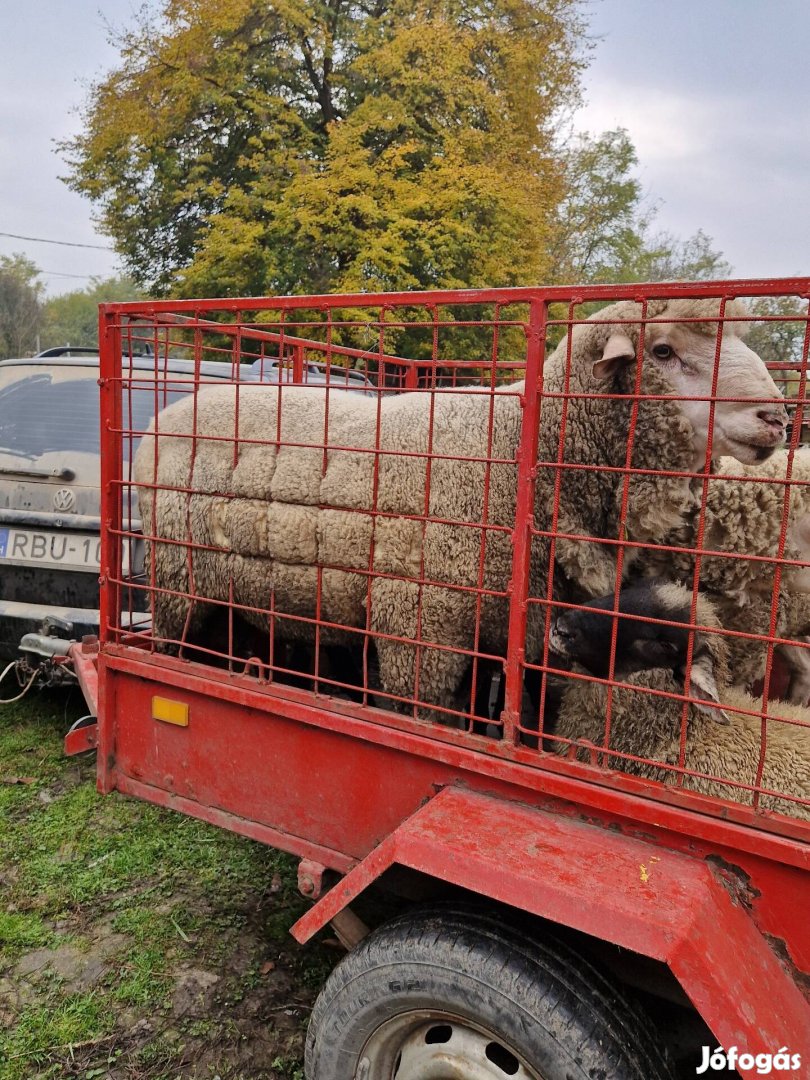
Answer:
top-left (4, 617), bottom-right (100, 753)
top-left (16, 616), bottom-right (79, 691)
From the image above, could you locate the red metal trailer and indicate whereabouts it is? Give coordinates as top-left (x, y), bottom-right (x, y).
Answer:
top-left (72, 281), bottom-right (810, 1078)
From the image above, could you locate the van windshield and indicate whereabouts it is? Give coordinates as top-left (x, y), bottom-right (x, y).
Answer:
top-left (0, 371), bottom-right (185, 461)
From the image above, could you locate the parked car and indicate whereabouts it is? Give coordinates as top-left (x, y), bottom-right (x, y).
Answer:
top-left (248, 356), bottom-right (377, 394)
top-left (0, 346), bottom-right (235, 664)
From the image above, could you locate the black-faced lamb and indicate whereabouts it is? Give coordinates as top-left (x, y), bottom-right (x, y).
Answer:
top-left (550, 580), bottom-right (810, 821)
top-left (549, 579), bottom-right (726, 715)
top-left (637, 449), bottom-right (810, 702)
top-left (134, 298), bottom-right (787, 720)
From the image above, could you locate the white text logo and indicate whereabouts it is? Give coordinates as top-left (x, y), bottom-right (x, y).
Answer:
top-left (697, 1046), bottom-right (801, 1075)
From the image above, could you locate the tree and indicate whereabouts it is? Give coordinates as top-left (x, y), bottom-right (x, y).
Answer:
top-left (547, 128), bottom-right (653, 284)
top-left (40, 275), bottom-right (145, 350)
top-left (0, 255), bottom-right (43, 359)
top-left (745, 295), bottom-right (809, 400)
top-left (62, 0), bottom-right (587, 297)
top-left (543, 133), bottom-right (732, 346)
top-left (622, 227), bottom-right (732, 284)
top-left (548, 127), bottom-right (732, 286)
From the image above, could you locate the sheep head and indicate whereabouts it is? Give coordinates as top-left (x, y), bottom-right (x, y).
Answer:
top-left (549, 579), bottom-right (731, 723)
top-left (586, 298), bottom-right (788, 467)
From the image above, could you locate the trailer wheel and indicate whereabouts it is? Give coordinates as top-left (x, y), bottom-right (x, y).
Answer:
top-left (305, 905), bottom-right (674, 1080)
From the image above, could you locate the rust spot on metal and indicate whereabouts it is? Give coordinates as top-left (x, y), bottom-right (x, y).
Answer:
top-left (765, 933), bottom-right (810, 1001)
top-left (706, 853), bottom-right (762, 909)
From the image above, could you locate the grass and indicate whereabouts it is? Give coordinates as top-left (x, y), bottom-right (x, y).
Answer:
top-left (3, 994), bottom-right (108, 1075)
top-left (0, 689), bottom-right (337, 1079)
top-left (0, 913), bottom-right (53, 953)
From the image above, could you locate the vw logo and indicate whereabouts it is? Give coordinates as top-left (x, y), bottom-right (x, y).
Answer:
top-left (53, 488), bottom-right (76, 512)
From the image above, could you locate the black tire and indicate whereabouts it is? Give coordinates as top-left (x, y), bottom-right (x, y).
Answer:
top-left (305, 904), bottom-right (675, 1080)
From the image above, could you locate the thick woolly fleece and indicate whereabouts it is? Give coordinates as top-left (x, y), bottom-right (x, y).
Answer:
top-left (135, 382), bottom-right (523, 711)
top-left (554, 599), bottom-right (810, 821)
top-left (134, 298), bottom-right (745, 715)
top-left (638, 449), bottom-right (810, 691)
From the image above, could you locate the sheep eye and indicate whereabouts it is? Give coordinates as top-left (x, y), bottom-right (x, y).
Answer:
top-left (652, 343), bottom-right (674, 361)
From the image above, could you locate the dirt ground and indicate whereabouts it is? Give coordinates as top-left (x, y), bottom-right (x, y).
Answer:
top-left (0, 690), bottom-right (338, 1080)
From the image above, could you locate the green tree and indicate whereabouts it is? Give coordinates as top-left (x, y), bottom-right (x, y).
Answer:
top-left (543, 134), bottom-right (732, 346)
top-left (549, 128), bottom-right (731, 286)
top-left (745, 295), bottom-right (809, 400)
top-left (62, 0), bottom-right (587, 297)
top-left (622, 227), bottom-right (732, 284)
top-left (40, 275), bottom-right (145, 350)
top-left (548, 128), bottom-right (653, 283)
top-left (0, 254), bottom-right (43, 359)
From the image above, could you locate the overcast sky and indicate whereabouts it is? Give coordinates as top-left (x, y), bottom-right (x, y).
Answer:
top-left (1, 0), bottom-right (808, 295)
top-left (576, 0), bottom-right (810, 279)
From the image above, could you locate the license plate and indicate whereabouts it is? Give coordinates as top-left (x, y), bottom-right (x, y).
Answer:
top-left (0, 527), bottom-right (101, 571)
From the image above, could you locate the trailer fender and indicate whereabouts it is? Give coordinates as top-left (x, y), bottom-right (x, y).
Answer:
top-left (291, 785), bottom-right (810, 1059)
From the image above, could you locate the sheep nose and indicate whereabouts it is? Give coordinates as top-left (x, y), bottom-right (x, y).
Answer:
top-left (757, 406), bottom-right (789, 431)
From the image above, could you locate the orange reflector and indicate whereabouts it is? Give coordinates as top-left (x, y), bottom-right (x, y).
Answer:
top-left (152, 696), bottom-right (189, 727)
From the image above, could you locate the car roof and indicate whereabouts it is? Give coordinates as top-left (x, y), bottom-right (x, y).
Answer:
top-left (249, 357), bottom-right (376, 383)
top-left (0, 354), bottom-right (240, 379)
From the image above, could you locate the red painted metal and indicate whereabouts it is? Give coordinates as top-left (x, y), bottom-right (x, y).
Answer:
top-left (501, 298), bottom-right (547, 743)
top-left (64, 719), bottom-right (98, 755)
top-left (297, 859), bottom-right (329, 900)
top-left (103, 277), bottom-right (810, 313)
top-left (71, 638), bottom-right (99, 716)
top-left (93, 280), bottom-right (810, 1057)
top-left (97, 649), bottom-right (810, 978)
top-left (63, 639), bottom-right (101, 756)
top-left (100, 648), bottom-right (810, 864)
top-left (291, 787), bottom-right (810, 1058)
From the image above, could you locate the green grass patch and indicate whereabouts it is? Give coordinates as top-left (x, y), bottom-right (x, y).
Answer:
top-left (271, 1057), bottom-right (306, 1080)
top-left (0, 911), bottom-right (53, 954)
top-left (0, 991), bottom-right (108, 1080)
top-left (0, 691), bottom-right (334, 1077)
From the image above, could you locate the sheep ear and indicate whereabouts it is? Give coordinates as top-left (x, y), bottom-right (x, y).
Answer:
top-left (629, 638), bottom-right (679, 667)
top-left (591, 333), bottom-right (636, 381)
top-left (687, 652), bottom-right (731, 724)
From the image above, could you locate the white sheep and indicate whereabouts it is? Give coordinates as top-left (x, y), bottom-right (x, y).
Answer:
top-left (134, 298), bottom-right (787, 720)
top-left (550, 580), bottom-right (810, 822)
top-left (534, 298), bottom-right (788, 606)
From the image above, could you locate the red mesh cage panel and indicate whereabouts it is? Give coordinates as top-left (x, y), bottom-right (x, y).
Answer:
top-left (99, 281), bottom-right (810, 839)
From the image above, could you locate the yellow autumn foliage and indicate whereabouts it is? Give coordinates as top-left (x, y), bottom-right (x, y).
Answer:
top-left (63, 0), bottom-right (588, 297)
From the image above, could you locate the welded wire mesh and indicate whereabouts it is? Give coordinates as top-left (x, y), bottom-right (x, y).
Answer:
top-left (100, 282), bottom-right (810, 830)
